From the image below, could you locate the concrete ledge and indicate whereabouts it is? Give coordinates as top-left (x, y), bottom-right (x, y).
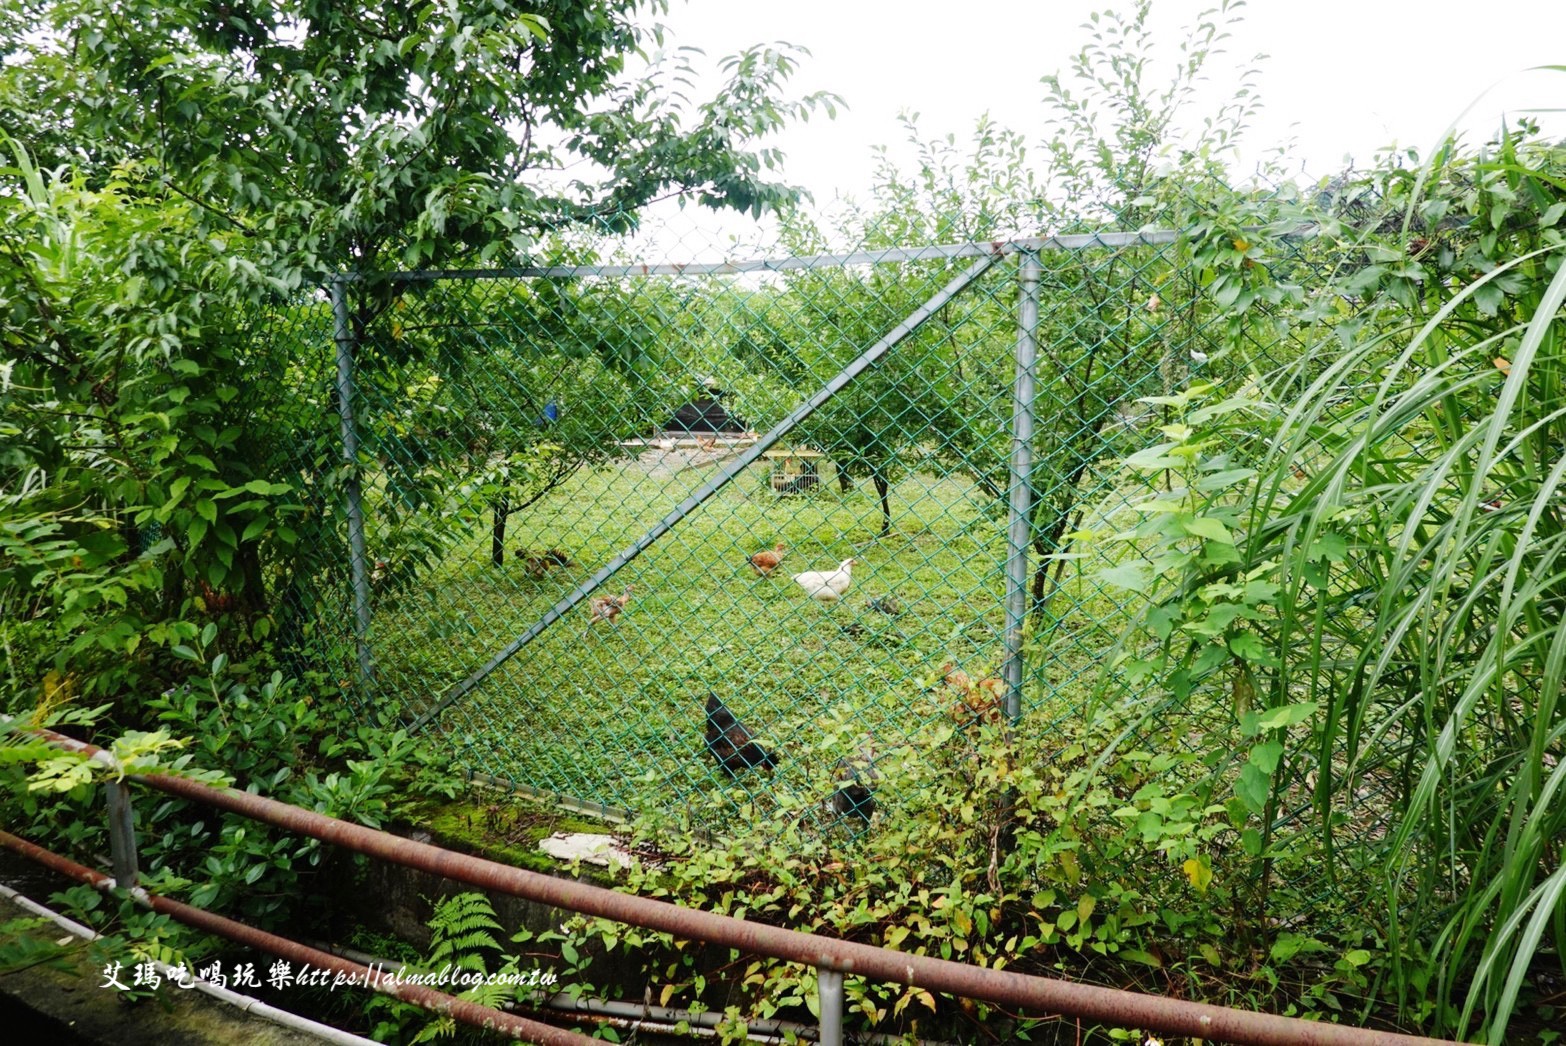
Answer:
top-left (0, 890), bottom-right (337, 1045)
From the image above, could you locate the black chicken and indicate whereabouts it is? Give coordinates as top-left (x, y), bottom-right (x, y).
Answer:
top-left (704, 694), bottom-right (779, 776)
top-left (829, 782), bottom-right (877, 822)
top-left (828, 738), bottom-right (880, 823)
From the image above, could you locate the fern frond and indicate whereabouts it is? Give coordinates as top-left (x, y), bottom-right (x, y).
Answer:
top-left (424, 892), bottom-right (505, 974)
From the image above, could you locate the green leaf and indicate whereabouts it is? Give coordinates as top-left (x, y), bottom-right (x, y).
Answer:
top-left (1344, 264), bottom-right (1386, 295)
top-left (1256, 702), bottom-right (1318, 730)
top-left (1193, 641), bottom-right (1230, 676)
top-left (1183, 516), bottom-right (1233, 543)
top-left (1213, 277), bottom-right (1243, 309)
top-left (1228, 631), bottom-right (1271, 662)
top-left (1248, 740), bottom-right (1284, 774)
top-left (1097, 563), bottom-right (1149, 590)
top-left (1271, 932), bottom-right (1315, 964)
top-left (1472, 281), bottom-right (1505, 316)
top-left (1235, 763), bottom-right (1270, 814)
top-left (1195, 468), bottom-right (1256, 492)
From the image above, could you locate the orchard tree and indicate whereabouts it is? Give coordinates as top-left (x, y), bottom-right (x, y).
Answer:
top-left (6, 0), bottom-right (836, 273)
top-left (0, 0), bottom-right (835, 699)
top-left (736, 114), bottom-right (1035, 537)
top-left (746, 0), bottom-right (1265, 554)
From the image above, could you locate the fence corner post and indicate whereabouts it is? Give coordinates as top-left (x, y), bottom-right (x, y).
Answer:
top-left (1002, 249), bottom-right (1042, 723)
top-left (330, 275), bottom-right (374, 690)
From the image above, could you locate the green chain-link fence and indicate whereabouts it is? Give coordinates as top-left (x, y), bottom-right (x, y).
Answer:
top-left (253, 210), bottom-right (1356, 845)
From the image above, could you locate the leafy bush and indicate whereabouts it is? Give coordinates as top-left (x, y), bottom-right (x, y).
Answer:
top-left (508, 705), bottom-right (1382, 1041)
top-left (1078, 123), bottom-right (1566, 1041)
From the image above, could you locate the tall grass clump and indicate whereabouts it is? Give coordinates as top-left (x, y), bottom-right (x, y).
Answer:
top-left (1097, 123), bottom-right (1566, 1039)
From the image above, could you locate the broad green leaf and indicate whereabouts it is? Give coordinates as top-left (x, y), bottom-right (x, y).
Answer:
top-left (1235, 763), bottom-right (1270, 814)
top-left (1256, 702), bottom-right (1318, 730)
top-left (1248, 740), bottom-right (1284, 774)
top-left (1183, 516), bottom-right (1233, 543)
top-left (1097, 563), bottom-right (1149, 590)
top-left (1228, 631), bottom-right (1271, 662)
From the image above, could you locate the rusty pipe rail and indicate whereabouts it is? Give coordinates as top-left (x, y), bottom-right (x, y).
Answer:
top-left (23, 726), bottom-right (1463, 1046)
top-left (0, 828), bottom-right (597, 1045)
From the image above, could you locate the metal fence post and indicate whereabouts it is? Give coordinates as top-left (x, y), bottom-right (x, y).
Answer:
top-left (105, 780), bottom-right (138, 889)
top-left (817, 967), bottom-right (843, 1046)
top-left (1002, 250), bottom-right (1042, 722)
top-left (331, 276), bottom-right (374, 689)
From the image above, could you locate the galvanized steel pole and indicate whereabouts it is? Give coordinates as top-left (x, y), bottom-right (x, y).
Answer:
top-left (817, 967), bottom-right (844, 1046)
top-left (331, 276), bottom-right (374, 688)
top-left (105, 780), bottom-right (138, 888)
top-left (1002, 250), bottom-right (1042, 722)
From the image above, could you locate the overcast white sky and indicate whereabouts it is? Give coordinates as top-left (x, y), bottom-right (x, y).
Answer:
top-left (639, 0), bottom-right (1564, 243)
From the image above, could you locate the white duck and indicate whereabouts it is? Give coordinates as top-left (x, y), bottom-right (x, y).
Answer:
top-left (792, 558), bottom-right (855, 603)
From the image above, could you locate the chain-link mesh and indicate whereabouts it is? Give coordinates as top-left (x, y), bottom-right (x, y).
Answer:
top-left (250, 201), bottom-right (1411, 893)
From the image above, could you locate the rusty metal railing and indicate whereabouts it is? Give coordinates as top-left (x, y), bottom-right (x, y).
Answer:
top-left (4, 723), bottom-right (1464, 1046)
top-left (0, 828), bottom-right (596, 1045)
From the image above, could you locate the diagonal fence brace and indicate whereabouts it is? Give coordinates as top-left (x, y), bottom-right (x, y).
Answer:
top-left (407, 249), bottom-right (1010, 733)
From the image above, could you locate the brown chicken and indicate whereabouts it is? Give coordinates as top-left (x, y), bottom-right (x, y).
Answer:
top-left (589, 585), bottom-right (634, 625)
top-left (517, 547), bottom-right (576, 578)
top-left (942, 661), bottom-right (1005, 724)
top-left (746, 542), bottom-right (787, 578)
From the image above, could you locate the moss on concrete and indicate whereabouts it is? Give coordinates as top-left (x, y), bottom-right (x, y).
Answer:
top-left (400, 785), bottom-right (623, 883)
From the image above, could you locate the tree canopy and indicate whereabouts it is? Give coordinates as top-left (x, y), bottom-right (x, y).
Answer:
top-left (3, 0), bottom-right (836, 275)
top-left (0, 0), bottom-right (837, 698)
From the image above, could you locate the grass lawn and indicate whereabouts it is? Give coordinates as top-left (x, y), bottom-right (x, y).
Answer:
top-left (359, 450), bottom-right (1156, 821)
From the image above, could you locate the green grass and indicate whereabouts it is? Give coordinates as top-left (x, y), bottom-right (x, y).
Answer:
top-left (363, 454), bottom-right (1141, 817)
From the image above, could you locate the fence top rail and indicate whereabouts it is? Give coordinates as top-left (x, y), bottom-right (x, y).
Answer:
top-left (11, 720), bottom-right (1460, 1046)
top-left (357, 229), bottom-right (1191, 284)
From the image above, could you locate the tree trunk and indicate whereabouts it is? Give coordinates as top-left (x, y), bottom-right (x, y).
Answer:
top-left (873, 472), bottom-right (891, 536)
top-left (491, 491), bottom-right (509, 567)
top-left (1029, 406), bottom-right (1113, 625)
